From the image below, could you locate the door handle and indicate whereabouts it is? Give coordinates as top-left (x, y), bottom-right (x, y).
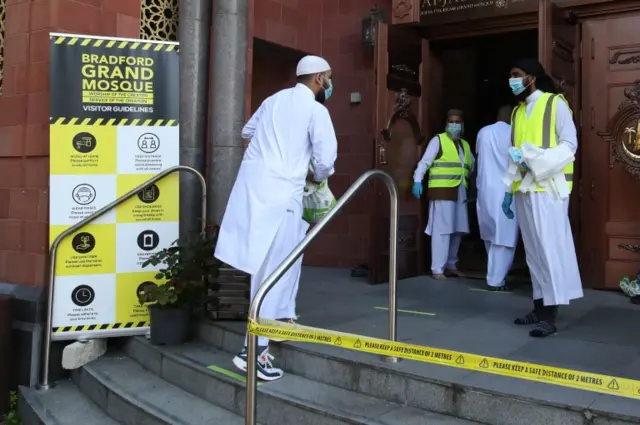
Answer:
top-left (378, 139), bottom-right (387, 165)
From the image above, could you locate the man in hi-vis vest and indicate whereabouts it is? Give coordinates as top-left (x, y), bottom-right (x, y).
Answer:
top-left (412, 109), bottom-right (474, 280)
top-left (502, 58), bottom-right (583, 338)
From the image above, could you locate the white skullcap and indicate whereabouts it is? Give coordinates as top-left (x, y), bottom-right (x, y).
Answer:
top-left (296, 55), bottom-right (331, 76)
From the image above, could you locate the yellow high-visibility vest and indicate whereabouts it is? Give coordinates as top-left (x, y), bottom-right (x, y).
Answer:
top-left (511, 92), bottom-right (574, 193)
top-left (428, 132), bottom-right (472, 189)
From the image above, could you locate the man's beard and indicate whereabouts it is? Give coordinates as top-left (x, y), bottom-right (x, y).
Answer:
top-left (315, 90), bottom-right (326, 104)
top-left (515, 85), bottom-right (533, 102)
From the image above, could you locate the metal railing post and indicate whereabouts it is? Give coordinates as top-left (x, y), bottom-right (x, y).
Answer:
top-left (38, 166), bottom-right (207, 390)
top-left (245, 169), bottom-right (399, 425)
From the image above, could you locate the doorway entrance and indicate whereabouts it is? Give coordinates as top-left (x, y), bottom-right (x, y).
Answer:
top-left (369, 0), bottom-right (581, 285)
top-left (428, 30), bottom-right (538, 278)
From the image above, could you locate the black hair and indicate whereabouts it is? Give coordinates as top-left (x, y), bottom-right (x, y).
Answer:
top-left (296, 73), bottom-right (316, 84)
top-left (512, 58), bottom-right (559, 94)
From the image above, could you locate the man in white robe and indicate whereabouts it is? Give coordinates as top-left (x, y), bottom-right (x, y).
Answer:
top-left (412, 109), bottom-right (475, 280)
top-left (476, 105), bottom-right (519, 291)
top-left (503, 58), bottom-right (583, 338)
top-left (215, 55), bottom-right (338, 380)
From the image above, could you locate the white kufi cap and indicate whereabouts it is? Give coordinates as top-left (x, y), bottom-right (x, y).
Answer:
top-left (296, 55), bottom-right (331, 76)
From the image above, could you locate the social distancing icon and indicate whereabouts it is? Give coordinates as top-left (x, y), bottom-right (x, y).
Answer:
top-left (137, 133), bottom-right (160, 154)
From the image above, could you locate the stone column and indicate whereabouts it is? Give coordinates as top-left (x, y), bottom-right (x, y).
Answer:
top-left (179, 0), bottom-right (212, 236)
top-left (208, 0), bottom-right (249, 224)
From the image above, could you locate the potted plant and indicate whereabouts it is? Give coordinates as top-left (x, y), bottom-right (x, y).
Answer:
top-left (139, 226), bottom-right (220, 345)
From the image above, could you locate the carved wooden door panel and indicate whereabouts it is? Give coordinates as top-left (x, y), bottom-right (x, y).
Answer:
top-left (369, 22), bottom-right (428, 284)
top-left (538, 0), bottom-right (582, 263)
top-left (584, 14), bottom-right (640, 288)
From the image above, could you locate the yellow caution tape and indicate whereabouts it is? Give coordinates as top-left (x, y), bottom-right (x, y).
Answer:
top-left (248, 318), bottom-right (640, 399)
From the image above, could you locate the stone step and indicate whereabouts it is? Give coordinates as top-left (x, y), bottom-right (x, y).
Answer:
top-left (198, 320), bottom-right (640, 425)
top-left (19, 381), bottom-right (120, 425)
top-left (124, 336), bottom-right (481, 425)
top-left (72, 353), bottom-right (246, 425)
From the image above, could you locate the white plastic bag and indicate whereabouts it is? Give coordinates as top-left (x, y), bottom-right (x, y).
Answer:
top-left (521, 142), bottom-right (574, 182)
top-left (302, 179), bottom-right (336, 224)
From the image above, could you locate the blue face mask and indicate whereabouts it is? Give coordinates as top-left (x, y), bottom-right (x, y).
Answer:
top-left (446, 123), bottom-right (462, 140)
top-left (324, 79), bottom-right (333, 100)
top-left (509, 77), bottom-right (527, 96)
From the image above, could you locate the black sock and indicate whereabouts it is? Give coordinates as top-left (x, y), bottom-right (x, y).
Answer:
top-left (514, 299), bottom-right (543, 325)
top-left (538, 305), bottom-right (558, 324)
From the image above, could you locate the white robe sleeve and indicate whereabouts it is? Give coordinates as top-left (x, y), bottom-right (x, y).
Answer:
top-left (309, 105), bottom-right (338, 182)
top-left (554, 98), bottom-right (578, 154)
top-left (241, 101), bottom-right (265, 140)
top-left (413, 136), bottom-right (440, 183)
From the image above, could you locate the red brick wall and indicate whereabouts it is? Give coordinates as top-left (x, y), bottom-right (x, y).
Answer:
top-left (251, 0), bottom-right (390, 268)
top-left (0, 0), bottom-right (141, 287)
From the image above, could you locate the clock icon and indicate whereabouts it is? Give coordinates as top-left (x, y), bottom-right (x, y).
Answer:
top-left (71, 285), bottom-right (95, 307)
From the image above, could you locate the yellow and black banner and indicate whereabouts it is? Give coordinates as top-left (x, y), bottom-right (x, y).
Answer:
top-left (49, 33), bottom-right (180, 341)
top-left (50, 34), bottom-right (179, 122)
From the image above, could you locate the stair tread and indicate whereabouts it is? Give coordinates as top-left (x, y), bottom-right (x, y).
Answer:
top-left (20, 382), bottom-right (120, 425)
top-left (84, 354), bottom-right (245, 425)
top-left (156, 339), bottom-right (481, 425)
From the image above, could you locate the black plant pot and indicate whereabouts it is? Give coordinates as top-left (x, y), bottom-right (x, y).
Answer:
top-left (148, 306), bottom-right (190, 346)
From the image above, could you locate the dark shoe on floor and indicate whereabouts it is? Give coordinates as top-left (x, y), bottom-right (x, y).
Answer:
top-left (529, 320), bottom-right (557, 338)
top-left (514, 311), bottom-right (539, 325)
top-left (487, 284), bottom-right (513, 292)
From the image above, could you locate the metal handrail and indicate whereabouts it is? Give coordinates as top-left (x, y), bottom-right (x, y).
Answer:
top-left (38, 165), bottom-right (207, 390)
top-left (245, 169), bottom-right (399, 425)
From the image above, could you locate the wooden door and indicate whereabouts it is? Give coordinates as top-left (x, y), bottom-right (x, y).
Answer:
top-left (538, 0), bottom-right (582, 263)
top-left (369, 22), bottom-right (428, 284)
top-left (583, 13), bottom-right (640, 288)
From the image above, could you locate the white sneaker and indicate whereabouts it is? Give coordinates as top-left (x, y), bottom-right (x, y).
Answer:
top-left (232, 346), bottom-right (284, 381)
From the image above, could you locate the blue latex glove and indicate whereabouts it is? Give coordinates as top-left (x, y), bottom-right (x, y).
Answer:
top-left (508, 147), bottom-right (523, 163)
top-left (502, 192), bottom-right (514, 219)
top-left (412, 182), bottom-right (423, 199)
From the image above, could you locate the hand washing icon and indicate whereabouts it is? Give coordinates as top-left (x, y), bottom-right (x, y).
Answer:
top-left (71, 232), bottom-right (95, 254)
top-left (76, 235), bottom-right (91, 251)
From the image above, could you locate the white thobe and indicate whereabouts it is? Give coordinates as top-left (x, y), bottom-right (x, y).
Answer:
top-left (476, 122), bottom-right (519, 286)
top-left (512, 90), bottom-right (583, 305)
top-left (215, 83), bottom-right (338, 346)
top-left (414, 136), bottom-right (475, 274)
